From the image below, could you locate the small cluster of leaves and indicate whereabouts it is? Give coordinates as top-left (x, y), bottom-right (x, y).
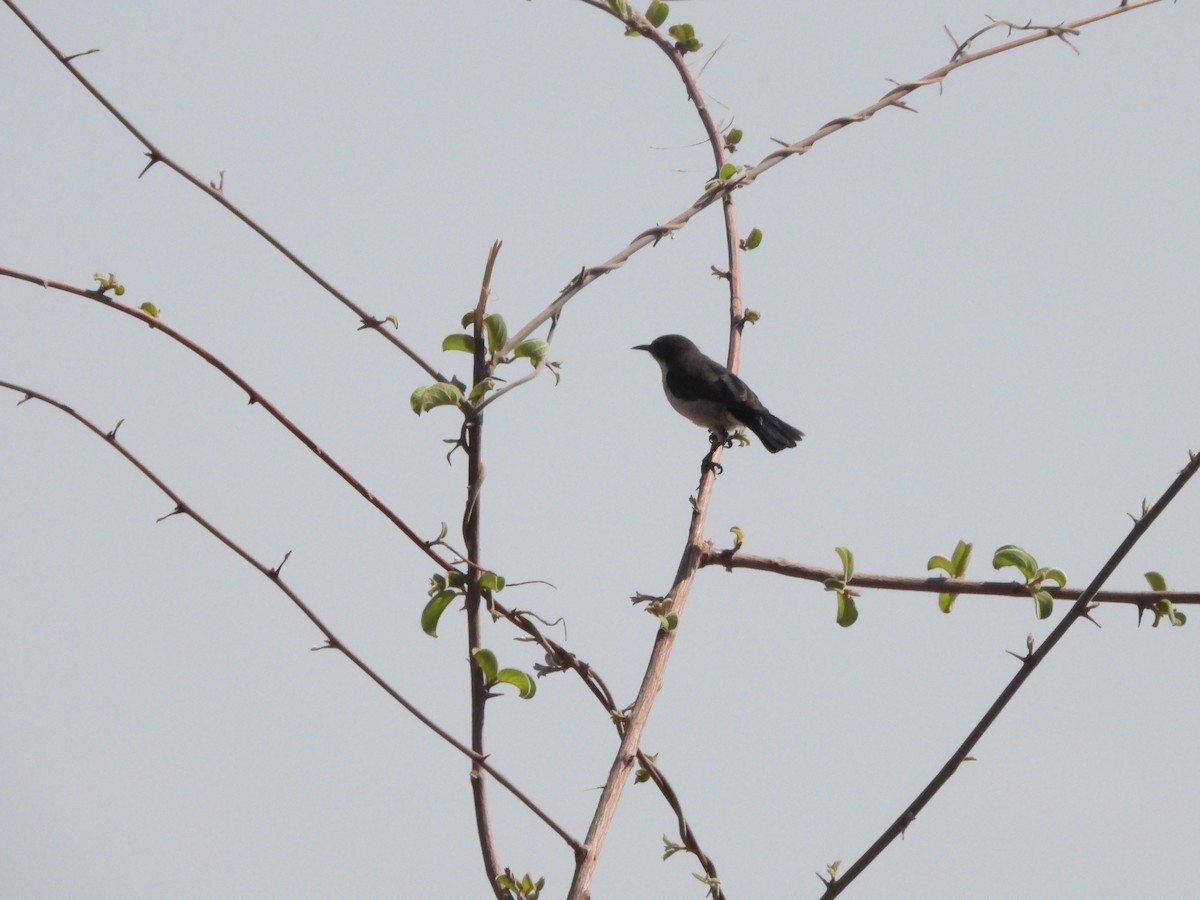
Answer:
top-left (823, 547), bottom-right (859, 627)
top-left (992, 544), bottom-right (1065, 620)
top-left (1143, 571), bottom-right (1187, 627)
top-left (472, 647), bottom-right (536, 699)
top-left (662, 834), bottom-right (684, 860)
top-left (634, 751), bottom-right (659, 785)
top-left (411, 313), bottom-right (553, 416)
top-left (421, 569), bottom-right (506, 637)
top-left (927, 539), bottom-right (974, 613)
top-left (631, 592), bottom-right (678, 630)
top-left (532, 649), bottom-right (571, 678)
top-left (668, 22), bottom-right (702, 53)
top-left (496, 870), bottom-right (544, 900)
top-left (92, 272), bottom-right (125, 296)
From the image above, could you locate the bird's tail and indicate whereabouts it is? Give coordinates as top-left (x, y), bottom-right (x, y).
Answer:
top-left (748, 413), bottom-right (804, 453)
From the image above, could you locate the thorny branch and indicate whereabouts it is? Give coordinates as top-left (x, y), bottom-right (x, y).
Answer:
top-left (819, 449), bottom-right (1200, 898)
top-left (1, 0), bottom-right (445, 383)
top-left (502, 0), bottom-right (1167, 360)
top-left (0, 379), bottom-right (580, 853)
top-left (702, 548), bottom-right (1200, 609)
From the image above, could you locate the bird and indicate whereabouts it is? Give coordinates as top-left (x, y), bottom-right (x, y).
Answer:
top-left (634, 334), bottom-right (804, 453)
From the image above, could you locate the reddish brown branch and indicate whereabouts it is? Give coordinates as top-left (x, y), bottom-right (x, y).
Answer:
top-left (702, 548), bottom-right (1200, 607)
top-left (0, 379), bottom-right (579, 852)
top-left (0, 266), bottom-right (454, 575)
top-left (1, 0), bottom-right (444, 382)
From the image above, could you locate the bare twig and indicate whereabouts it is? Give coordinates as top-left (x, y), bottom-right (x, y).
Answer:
top-left (0, 379), bottom-right (580, 852)
top-left (0, 266), bottom-right (455, 574)
top-left (1, 0), bottom-right (445, 383)
top-left (503, 1), bottom-right (1167, 359)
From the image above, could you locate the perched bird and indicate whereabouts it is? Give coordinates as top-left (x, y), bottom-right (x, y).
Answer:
top-left (634, 334), bottom-right (804, 453)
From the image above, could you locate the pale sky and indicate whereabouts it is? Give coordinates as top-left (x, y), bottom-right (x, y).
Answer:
top-left (2, 2), bottom-right (1198, 898)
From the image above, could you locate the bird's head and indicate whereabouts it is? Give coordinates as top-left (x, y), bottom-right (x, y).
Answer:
top-left (632, 334), bottom-right (697, 362)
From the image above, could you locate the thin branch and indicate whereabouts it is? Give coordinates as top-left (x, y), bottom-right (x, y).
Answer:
top-left (502, 0), bottom-right (1167, 359)
top-left (1, 0), bottom-right (445, 383)
top-left (636, 752), bottom-right (725, 899)
top-left (702, 548), bottom-right (1200, 607)
top-left (820, 449), bottom-right (1200, 898)
top-left (0, 379), bottom-right (580, 852)
top-left (462, 241), bottom-right (509, 899)
top-left (0, 266), bottom-right (455, 575)
top-left (567, 6), bottom-right (739, 897)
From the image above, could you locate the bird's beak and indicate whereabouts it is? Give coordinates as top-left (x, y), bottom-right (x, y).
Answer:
top-left (632, 344), bottom-right (651, 352)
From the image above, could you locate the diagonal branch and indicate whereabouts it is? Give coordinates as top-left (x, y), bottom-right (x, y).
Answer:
top-left (0, 266), bottom-right (455, 575)
top-left (820, 449), bottom-right (1200, 897)
top-left (0, 379), bottom-right (580, 852)
top-left (502, 0), bottom-right (1168, 358)
top-left (1, 0), bottom-right (445, 383)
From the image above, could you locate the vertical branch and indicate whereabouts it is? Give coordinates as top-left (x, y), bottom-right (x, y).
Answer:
top-left (569, 17), bottom-right (740, 900)
top-left (463, 241), bottom-right (507, 898)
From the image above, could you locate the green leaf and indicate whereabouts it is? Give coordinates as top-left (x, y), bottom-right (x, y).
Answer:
top-left (442, 333), bottom-right (477, 353)
top-left (479, 571), bottom-right (506, 592)
top-left (1144, 571), bottom-right (1168, 592)
top-left (667, 22), bottom-right (701, 52)
top-left (446, 570), bottom-right (467, 590)
top-left (718, 162), bottom-right (740, 181)
top-left (937, 591), bottom-right (957, 614)
top-left (646, 0), bottom-right (669, 27)
top-left (410, 382), bottom-right (464, 415)
top-left (992, 544), bottom-right (1037, 581)
top-left (742, 228), bottom-right (763, 250)
top-left (607, 0), bottom-right (630, 16)
top-left (927, 555), bottom-right (953, 575)
top-left (472, 648), bottom-right (499, 681)
top-left (513, 338), bottom-right (550, 365)
top-left (660, 612), bottom-right (678, 630)
top-left (1040, 567), bottom-right (1067, 588)
top-left (468, 378), bottom-right (494, 402)
top-left (836, 592), bottom-right (858, 627)
top-left (725, 127), bottom-right (743, 147)
top-left (729, 525), bottom-right (744, 550)
top-left (1032, 590), bottom-right (1054, 620)
top-left (835, 546), bottom-right (854, 581)
top-left (138, 302), bottom-right (160, 318)
top-left (497, 667), bottom-right (537, 699)
top-left (460, 310), bottom-right (476, 329)
top-left (484, 313), bottom-right (507, 356)
top-left (950, 540), bottom-right (973, 573)
top-left (421, 590), bottom-right (458, 637)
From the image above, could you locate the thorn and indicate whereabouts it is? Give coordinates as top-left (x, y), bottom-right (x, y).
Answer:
top-left (156, 504), bottom-right (186, 523)
top-left (138, 151), bottom-right (161, 179)
top-left (106, 418), bottom-right (125, 440)
top-left (63, 48), bottom-right (100, 63)
top-left (270, 549), bottom-right (293, 577)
